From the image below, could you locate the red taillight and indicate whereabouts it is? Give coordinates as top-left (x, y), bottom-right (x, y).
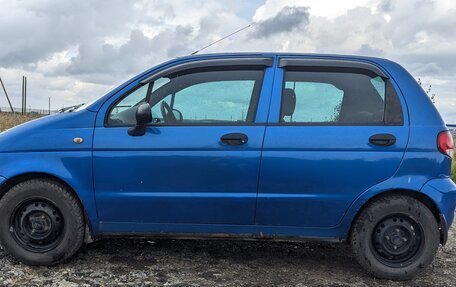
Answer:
top-left (437, 130), bottom-right (454, 158)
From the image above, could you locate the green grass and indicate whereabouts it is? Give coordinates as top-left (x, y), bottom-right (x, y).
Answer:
top-left (452, 155), bottom-right (456, 183)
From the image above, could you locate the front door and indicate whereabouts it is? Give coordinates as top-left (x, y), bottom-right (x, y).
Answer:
top-left (93, 63), bottom-right (273, 229)
top-left (256, 58), bottom-right (409, 227)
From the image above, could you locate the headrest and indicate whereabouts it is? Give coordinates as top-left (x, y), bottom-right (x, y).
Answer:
top-left (281, 88), bottom-right (296, 117)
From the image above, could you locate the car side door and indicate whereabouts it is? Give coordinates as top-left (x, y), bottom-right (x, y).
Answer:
top-left (93, 58), bottom-right (274, 231)
top-left (255, 58), bottom-right (409, 228)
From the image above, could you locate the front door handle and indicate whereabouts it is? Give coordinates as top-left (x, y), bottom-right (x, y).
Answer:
top-left (221, 133), bottom-right (248, 146)
top-left (369, 133), bottom-right (396, 146)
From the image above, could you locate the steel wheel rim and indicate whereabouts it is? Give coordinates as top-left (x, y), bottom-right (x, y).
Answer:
top-left (371, 214), bottom-right (424, 267)
top-left (10, 198), bottom-right (64, 252)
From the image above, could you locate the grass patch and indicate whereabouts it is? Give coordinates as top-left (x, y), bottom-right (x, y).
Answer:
top-left (0, 112), bottom-right (42, 132)
top-left (452, 136), bottom-right (456, 183)
top-left (452, 160), bottom-right (456, 182)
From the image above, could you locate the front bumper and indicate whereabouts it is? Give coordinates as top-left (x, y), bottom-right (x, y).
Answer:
top-left (420, 177), bottom-right (456, 245)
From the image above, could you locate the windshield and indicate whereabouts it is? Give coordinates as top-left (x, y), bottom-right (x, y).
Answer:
top-left (74, 84), bottom-right (119, 112)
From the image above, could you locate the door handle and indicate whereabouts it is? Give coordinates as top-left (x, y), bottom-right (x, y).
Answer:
top-left (369, 133), bottom-right (396, 146)
top-left (221, 133), bottom-right (248, 146)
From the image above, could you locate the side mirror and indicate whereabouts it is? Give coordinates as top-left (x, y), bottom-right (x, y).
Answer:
top-left (128, 102), bottom-right (152, 136)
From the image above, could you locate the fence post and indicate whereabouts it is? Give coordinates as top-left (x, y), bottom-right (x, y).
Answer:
top-left (21, 76), bottom-right (24, 114)
top-left (24, 76), bottom-right (27, 114)
top-left (0, 77), bottom-right (14, 113)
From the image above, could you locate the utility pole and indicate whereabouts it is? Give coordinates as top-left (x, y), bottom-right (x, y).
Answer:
top-left (48, 97), bottom-right (51, 115)
top-left (21, 76), bottom-right (27, 114)
top-left (0, 77), bottom-right (14, 113)
top-left (21, 76), bottom-right (24, 114)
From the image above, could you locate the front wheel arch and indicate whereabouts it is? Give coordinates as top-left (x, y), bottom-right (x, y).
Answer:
top-left (0, 173), bottom-right (93, 240)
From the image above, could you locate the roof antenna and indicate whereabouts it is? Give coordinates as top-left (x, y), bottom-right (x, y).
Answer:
top-left (191, 23), bottom-right (254, 55)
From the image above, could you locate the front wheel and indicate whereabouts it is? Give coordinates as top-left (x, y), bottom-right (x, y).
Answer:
top-left (350, 195), bottom-right (439, 280)
top-left (0, 179), bottom-right (85, 265)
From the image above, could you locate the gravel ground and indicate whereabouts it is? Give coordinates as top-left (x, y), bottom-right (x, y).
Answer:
top-left (0, 226), bottom-right (455, 287)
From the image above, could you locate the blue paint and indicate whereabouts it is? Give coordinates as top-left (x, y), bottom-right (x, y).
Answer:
top-left (0, 52), bottom-right (454, 242)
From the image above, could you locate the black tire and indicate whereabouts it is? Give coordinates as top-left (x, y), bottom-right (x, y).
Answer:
top-left (350, 195), bottom-right (439, 280)
top-left (0, 179), bottom-right (84, 265)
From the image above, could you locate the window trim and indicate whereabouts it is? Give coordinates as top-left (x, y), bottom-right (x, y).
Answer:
top-left (277, 66), bottom-right (404, 126)
top-left (105, 63), bottom-right (269, 127)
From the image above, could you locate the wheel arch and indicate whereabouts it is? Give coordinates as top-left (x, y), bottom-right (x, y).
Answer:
top-left (350, 189), bottom-right (445, 244)
top-left (0, 172), bottom-right (95, 241)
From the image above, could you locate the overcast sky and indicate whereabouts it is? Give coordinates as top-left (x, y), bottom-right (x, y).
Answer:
top-left (0, 0), bottom-right (455, 122)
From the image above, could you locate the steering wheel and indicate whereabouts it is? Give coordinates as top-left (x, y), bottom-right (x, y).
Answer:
top-left (160, 101), bottom-right (177, 124)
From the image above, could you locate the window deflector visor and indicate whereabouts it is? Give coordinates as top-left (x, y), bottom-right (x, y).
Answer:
top-left (278, 58), bottom-right (389, 79)
top-left (140, 57), bottom-right (274, 84)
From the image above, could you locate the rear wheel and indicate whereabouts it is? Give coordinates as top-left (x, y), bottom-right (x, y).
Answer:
top-left (350, 195), bottom-right (439, 280)
top-left (0, 179), bottom-right (84, 265)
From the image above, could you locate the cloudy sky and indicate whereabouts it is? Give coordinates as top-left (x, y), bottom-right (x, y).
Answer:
top-left (0, 0), bottom-right (455, 121)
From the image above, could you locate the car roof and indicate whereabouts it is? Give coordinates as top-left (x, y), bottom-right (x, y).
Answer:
top-left (173, 52), bottom-right (389, 64)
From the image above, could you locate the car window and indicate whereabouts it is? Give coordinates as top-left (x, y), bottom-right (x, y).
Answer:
top-left (108, 69), bottom-right (264, 126)
top-left (152, 80), bottom-right (256, 123)
top-left (281, 71), bottom-right (386, 124)
top-left (370, 76), bottom-right (386, 101)
top-left (283, 81), bottom-right (343, 122)
top-left (110, 85), bottom-right (147, 116)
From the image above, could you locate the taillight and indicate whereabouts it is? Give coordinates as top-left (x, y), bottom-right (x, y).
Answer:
top-left (437, 130), bottom-right (454, 158)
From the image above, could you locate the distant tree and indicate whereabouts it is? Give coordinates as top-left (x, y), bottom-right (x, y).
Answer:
top-left (418, 78), bottom-right (436, 104)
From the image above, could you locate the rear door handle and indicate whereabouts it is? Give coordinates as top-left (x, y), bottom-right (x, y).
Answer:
top-left (369, 133), bottom-right (396, 146)
top-left (221, 133), bottom-right (248, 146)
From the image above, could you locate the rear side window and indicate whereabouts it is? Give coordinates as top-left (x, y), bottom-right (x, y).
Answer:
top-left (281, 71), bottom-right (388, 124)
top-left (283, 81), bottom-right (344, 122)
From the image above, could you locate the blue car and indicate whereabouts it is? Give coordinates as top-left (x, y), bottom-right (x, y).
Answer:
top-left (0, 53), bottom-right (454, 280)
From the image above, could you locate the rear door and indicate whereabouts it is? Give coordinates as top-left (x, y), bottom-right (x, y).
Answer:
top-left (255, 58), bottom-right (409, 227)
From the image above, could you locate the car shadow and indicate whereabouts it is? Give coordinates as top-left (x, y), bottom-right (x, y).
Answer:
top-left (1, 237), bottom-right (447, 286)
top-left (71, 238), bottom-right (375, 285)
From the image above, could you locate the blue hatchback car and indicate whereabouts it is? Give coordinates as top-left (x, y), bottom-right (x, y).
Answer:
top-left (0, 53), bottom-right (454, 280)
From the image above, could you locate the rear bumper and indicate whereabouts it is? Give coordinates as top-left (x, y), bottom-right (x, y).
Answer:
top-left (420, 177), bottom-right (456, 244)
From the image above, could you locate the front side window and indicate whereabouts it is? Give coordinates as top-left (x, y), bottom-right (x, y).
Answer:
top-left (108, 69), bottom-right (263, 125)
top-left (281, 71), bottom-right (386, 124)
top-left (109, 85), bottom-right (148, 118)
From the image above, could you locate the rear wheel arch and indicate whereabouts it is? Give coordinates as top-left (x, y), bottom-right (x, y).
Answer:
top-left (349, 193), bottom-right (440, 279)
top-left (350, 189), bottom-right (444, 244)
top-left (0, 173), bottom-right (92, 238)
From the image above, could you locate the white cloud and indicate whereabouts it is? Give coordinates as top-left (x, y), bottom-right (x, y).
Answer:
top-left (253, 0), bottom-right (372, 20)
top-left (0, 0), bottom-right (455, 122)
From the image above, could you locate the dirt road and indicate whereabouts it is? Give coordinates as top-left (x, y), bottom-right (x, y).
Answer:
top-left (0, 226), bottom-right (455, 286)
